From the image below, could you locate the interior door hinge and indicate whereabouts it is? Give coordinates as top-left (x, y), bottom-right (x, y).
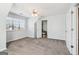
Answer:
top-left (71, 11), bottom-right (74, 14)
top-left (71, 28), bottom-right (74, 31)
top-left (71, 45), bottom-right (74, 48)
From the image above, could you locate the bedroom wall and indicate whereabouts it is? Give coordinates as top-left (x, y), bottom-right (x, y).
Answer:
top-left (28, 14), bottom-right (66, 40)
top-left (33, 14), bottom-right (66, 40)
top-left (7, 14), bottom-right (66, 41)
top-left (47, 14), bottom-right (66, 40)
top-left (6, 18), bottom-right (28, 42)
top-left (27, 17), bottom-right (38, 38)
top-left (0, 3), bottom-right (12, 51)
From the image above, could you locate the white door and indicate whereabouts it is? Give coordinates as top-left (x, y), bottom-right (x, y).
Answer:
top-left (66, 6), bottom-right (78, 55)
top-left (71, 7), bottom-right (78, 55)
top-left (66, 8), bottom-right (72, 54)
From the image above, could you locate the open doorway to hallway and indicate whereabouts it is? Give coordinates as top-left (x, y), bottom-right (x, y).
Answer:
top-left (42, 20), bottom-right (47, 38)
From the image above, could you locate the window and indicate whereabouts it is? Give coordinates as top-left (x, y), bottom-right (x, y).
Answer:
top-left (6, 17), bottom-right (25, 31)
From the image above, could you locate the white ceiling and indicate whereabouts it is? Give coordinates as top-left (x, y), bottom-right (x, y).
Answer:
top-left (10, 3), bottom-right (73, 17)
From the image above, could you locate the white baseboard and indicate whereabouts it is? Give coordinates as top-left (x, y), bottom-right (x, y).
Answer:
top-left (7, 36), bottom-right (28, 42)
top-left (48, 37), bottom-right (65, 41)
top-left (0, 48), bottom-right (7, 52)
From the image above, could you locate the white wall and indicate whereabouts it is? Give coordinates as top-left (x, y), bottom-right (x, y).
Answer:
top-left (7, 14), bottom-right (66, 42)
top-left (47, 14), bottom-right (66, 40)
top-left (0, 3), bottom-right (12, 51)
top-left (27, 17), bottom-right (38, 38)
top-left (7, 30), bottom-right (27, 42)
top-left (37, 19), bottom-right (42, 38)
top-left (6, 19), bottom-right (28, 42)
top-left (26, 16), bottom-right (42, 38)
top-left (27, 17), bottom-right (34, 38)
top-left (7, 16), bottom-right (40, 42)
top-left (31, 15), bottom-right (66, 40)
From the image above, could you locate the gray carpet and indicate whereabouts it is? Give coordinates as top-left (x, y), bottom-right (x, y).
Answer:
top-left (8, 37), bottom-right (70, 55)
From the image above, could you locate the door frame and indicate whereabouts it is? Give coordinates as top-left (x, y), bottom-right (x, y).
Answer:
top-left (77, 6), bottom-right (79, 55)
top-left (73, 6), bottom-right (78, 55)
top-left (74, 5), bottom-right (79, 55)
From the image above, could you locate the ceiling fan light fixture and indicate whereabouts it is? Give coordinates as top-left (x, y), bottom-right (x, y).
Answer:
top-left (32, 9), bottom-right (39, 16)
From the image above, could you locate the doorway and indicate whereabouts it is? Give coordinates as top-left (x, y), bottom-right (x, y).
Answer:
top-left (42, 20), bottom-right (47, 38)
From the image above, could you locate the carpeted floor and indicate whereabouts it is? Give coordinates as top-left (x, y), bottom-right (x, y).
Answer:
top-left (7, 37), bottom-right (70, 55)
